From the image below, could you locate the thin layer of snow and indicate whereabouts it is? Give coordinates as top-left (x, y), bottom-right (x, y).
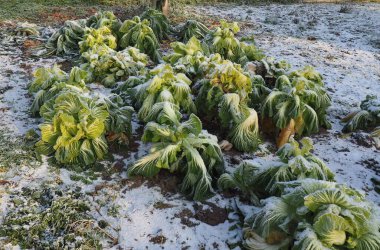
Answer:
top-left (114, 186), bottom-right (233, 249)
top-left (0, 33), bottom-right (62, 135)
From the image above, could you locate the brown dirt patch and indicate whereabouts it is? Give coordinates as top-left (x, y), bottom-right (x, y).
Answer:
top-left (22, 39), bottom-right (42, 57)
top-left (193, 202), bottom-right (228, 226)
top-left (173, 202), bottom-right (228, 227)
top-left (0, 180), bottom-right (12, 185)
top-left (360, 158), bottom-right (380, 173)
top-left (121, 176), bottom-right (146, 192)
top-left (110, 6), bottom-right (145, 21)
top-left (23, 39), bottom-right (41, 49)
top-left (19, 63), bottom-right (32, 72)
top-left (121, 169), bottom-right (179, 195)
top-left (149, 234), bottom-right (167, 245)
top-left (110, 160), bottom-right (125, 173)
top-left (0, 22), bottom-right (16, 29)
top-left (350, 132), bottom-right (376, 148)
top-left (146, 170), bottom-right (180, 195)
top-left (174, 208), bottom-right (199, 227)
top-left (93, 183), bottom-right (118, 194)
top-left (38, 7), bottom-right (97, 25)
top-left (153, 201), bottom-right (176, 210)
top-left (58, 60), bottom-right (74, 72)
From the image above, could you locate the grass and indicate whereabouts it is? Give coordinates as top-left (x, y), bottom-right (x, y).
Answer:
top-left (0, 185), bottom-right (110, 248)
top-left (1, 0), bottom-right (372, 24)
top-left (0, 0), bottom-right (86, 21)
top-left (0, 129), bottom-right (39, 169)
top-left (0, 0), bottom-right (151, 24)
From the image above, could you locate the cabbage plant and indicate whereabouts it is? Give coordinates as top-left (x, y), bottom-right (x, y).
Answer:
top-left (14, 23), bottom-right (40, 36)
top-left (196, 53), bottom-right (224, 77)
top-left (247, 57), bottom-right (291, 89)
top-left (164, 36), bottom-right (204, 65)
top-left (243, 179), bottom-right (380, 250)
top-left (141, 8), bottom-right (171, 42)
top-left (262, 57), bottom-right (291, 80)
top-left (164, 37), bottom-right (206, 77)
top-left (204, 20), bottom-right (242, 63)
top-left (44, 11), bottom-right (120, 56)
top-left (177, 20), bottom-right (210, 42)
top-left (86, 11), bottom-right (120, 33)
top-left (29, 65), bottom-right (88, 116)
top-left (342, 95), bottom-right (380, 133)
top-left (132, 64), bottom-right (196, 121)
top-left (239, 42), bottom-right (265, 65)
top-left (39, 92), bottom-right (134, 146)
top-left (219, 93), bottom-right (260, 152)
top-left (45, 19), bottom-right (87, 56)
top-left (196, 59), bottom-right (260, 152)
top-left (79, 26), bottom-right (117, 53)
top-left (119, 16), bottom-right (161, 62)
top-left (29, 64), bottom-right (67, 93)
top-left (203, 20), bottom-right (263, 66)
top-left (104, 94), bottom-right (134, 145)
top-left (128, 102), bottom-right (224, 200)
top-left (262, 66), bottom-right (331, 147)
top-left (112, 76), bottom-right (147, 99)
top-left (218, 137), bottom-right (335, 204)
top-left (81, 45), bottom-right (148, 87)
top-left (197, 59), bottom-right (252, 108)
top-left (35, 92), bottom-right (109, 165)
top-left (248, 74), bottom-right (271, 111)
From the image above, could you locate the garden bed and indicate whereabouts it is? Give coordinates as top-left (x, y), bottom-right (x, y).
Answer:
top-left (0, 3), bottom-right (379, 249)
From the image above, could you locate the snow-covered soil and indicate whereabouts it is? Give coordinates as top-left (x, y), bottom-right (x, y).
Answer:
top-left (1, 3), bottom-right (380, 249)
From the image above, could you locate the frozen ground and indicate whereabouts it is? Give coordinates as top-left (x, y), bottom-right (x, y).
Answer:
top-left (1, 3), bottom-right (380, 249)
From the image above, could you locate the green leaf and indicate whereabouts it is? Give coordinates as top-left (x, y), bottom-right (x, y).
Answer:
top-left (177, 20), bottom-right (210, 42)
top-left (250, 196), bottom-right (296, 238)
top-left (134, 64), bottom-right (195, 122)
top-left (244, 229), bottom-right (290, 250)
top-left (91, 136), bottom-right (108, 159)
top-left (119, 15), bottom-right (161, 62)
top-left (40, 123), bottom-right (59, 144)
top-left (80, 139), bottom-right (96, 165)
top-left (178, 114), bottom-right (202, 136)
top-left (144, 102), bottom-right (181, 125)
top-left (128, 148), bottom-right (163, 177)
top-left (229, 108), bottom-right (260, 152)
top-left (35, 140), bottom-right (55, 156)
top-left (293, 223), bottom-right (330, 250)
top-left (304, 188), bottom-right (351, 212)
top-left (142, 122), bottom-right (176, 142)
top-left (181, 144), bottom-right (213, 201)
top-left (84, 118), bottom-right (105, 139)
top-left (313, 213), bottom-right (352, 246)
top-left (140, 8), bottom-right (171, 42)
top-left (343, 110), bottom-right (371, 133)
